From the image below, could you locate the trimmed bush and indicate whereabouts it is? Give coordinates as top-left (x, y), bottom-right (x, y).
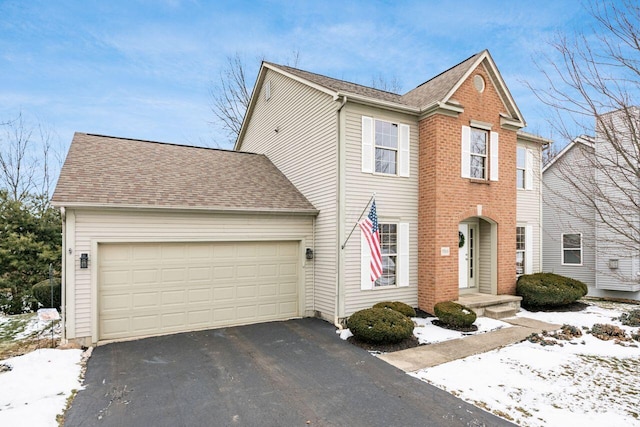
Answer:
top-left (516, 273), bottom-right (587, 308)
top-left (32, 278), bottom-right (61, 309)
top-left (347, 307), bottom-right (414, 344)
top-left (434, 301), bottom-right (477, 328)
top-left (373, 301), bottom-right (416, 318)
top-left (617, 309), bottom-right (640, 327)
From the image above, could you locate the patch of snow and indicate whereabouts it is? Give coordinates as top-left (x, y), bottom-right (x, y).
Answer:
top-left (412, 302), bottom-right (640, 426)
top-left (338, 329), bottom-right (353, 340)
top-left (0, 348), bottom-right (84, 426)
top-left (412, 316), bottom-right (511, 345)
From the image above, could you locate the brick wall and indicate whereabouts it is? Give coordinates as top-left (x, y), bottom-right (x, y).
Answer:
top-left (418, 63), bottom-right (518, 313)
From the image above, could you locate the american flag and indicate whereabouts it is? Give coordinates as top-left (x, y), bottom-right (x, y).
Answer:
top-left (359, 200), bottom-right (383, 283)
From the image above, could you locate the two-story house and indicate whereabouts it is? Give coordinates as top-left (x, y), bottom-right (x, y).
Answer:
top-left (236, 49), bottom-right (548, 324)
top-left (52, 50), bottom-right (547, 345)
top-left (543, 108), bottom-right (640, 300)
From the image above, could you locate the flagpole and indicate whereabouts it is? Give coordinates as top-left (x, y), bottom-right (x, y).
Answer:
top-left (341, 193), bottom-right (376, 250)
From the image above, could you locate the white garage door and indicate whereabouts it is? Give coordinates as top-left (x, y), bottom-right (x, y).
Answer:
top-left (98, 241), bottom-right (300, 341)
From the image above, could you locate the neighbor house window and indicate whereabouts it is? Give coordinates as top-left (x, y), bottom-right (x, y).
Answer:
top-left (470, 128), bottom-right (488, 179)
top-left (516, 147), bottom-right (526, 189)
top-left (375, 120), bottom-right (398, 175)
top-left (376, 223), bottom-right (397, 287)
top-left (516, 226), bottom-right (526, 275)
top-left (562, 233), bottom-right (582, 265)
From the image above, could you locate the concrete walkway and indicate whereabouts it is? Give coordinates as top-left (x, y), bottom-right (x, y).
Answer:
top-left (378, 317), bottom-right (561, 372)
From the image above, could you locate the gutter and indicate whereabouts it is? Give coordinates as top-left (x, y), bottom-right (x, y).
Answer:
top-left (334, 95), bottom-right (348, 330)
top-left (59, 207), bottom-right (67, 343)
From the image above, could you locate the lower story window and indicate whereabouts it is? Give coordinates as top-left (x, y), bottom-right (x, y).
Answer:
top-left (562, 233), bottom-right (582, 265)
top-left (376, 223), bottom-right (397, 287)
top-left (516, 226), bottom-right (525, 275)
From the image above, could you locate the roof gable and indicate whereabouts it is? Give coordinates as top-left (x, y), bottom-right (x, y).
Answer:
top-left (542, 135), bottom-right (595, 173)
top-left (53, 133), bottom-right (317, 214)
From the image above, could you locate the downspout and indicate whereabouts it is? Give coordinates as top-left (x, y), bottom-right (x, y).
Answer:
top-left (60, 207), bottom-right (67, 343)
top-left (334, 95), bottom-right (348, 330)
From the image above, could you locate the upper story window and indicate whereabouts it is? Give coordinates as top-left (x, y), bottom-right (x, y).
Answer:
top-left (470, 128), bottom-right (488, 179)
top-left (461, 125), bottom-right (498, 181)
top-left (361, 116), bottom-right (410, 177)
top-left (375, 120), bottom-right (398, 175)
top-left (562, 233), bottom-right (582, 265)
top-left (517, 147), bottom-right (526, 189)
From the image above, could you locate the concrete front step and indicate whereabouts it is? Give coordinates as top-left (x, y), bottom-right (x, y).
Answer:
top-left (484, 304), bottom-right (519, 319)
top-left (456, 293), bottom-right (522, 317)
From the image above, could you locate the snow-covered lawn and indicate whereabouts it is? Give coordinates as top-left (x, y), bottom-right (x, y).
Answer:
top-left (409, 302), bottom-right (640, 426)
top-left (0, 313), bottom-right (85, 427)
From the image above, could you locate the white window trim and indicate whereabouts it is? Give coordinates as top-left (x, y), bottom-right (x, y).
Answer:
top-left (361, 116), bottom-right (409, 177)
top-left (361, 221), bottom-right (409, 290)
top-left (517, 224), bottom-right (534, 275)
top-left (516, 147), bottom-right (526, 190)
top-left (461, 125), bottom-right (499, 181)
top-left (561, 233), bottom-right (583, 266)
top-left (516, 226), bottom-right (526, 276)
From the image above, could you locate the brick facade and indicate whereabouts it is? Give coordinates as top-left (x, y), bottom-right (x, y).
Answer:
top-left (418, 64), bottom-right (518, 313)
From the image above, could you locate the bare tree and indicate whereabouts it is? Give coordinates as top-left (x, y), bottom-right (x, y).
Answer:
top-left (209, 51), bottom-right (301, 146)
top-left (210, 53), bottom-right (254, 145)
top-left (371, 74), bottom-right (403, 93)
top-left (533, 1), bottom-right (640, 281)
top-left (0, 112), bottom-right (36, 201)
top-left (0, 111), bottom-right (62, 202)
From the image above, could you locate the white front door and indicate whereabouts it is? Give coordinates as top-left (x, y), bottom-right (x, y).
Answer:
top-left (459, 223), bottom-right (477, 289)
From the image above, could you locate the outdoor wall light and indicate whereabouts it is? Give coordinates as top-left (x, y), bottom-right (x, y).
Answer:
top-left (306, 248), bottom-right (314, 260)
top-left (80, 253), bottom-right (89, 269)
top-left (608, 258), bottom-right (619, 269)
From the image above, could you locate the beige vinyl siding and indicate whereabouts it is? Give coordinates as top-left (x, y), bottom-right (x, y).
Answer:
top-left (67, 208), bottom-right (314, 341)
top-left (239, 69), bottom-right (338, 319)
top-left (516, 140), bottom-right (542, 273)
top-left (342, 104), bottom-right (419, 315)
top-left (478, 220), bottom-right (492, 293)
top-left (542, 144), bottom-right (596, 286)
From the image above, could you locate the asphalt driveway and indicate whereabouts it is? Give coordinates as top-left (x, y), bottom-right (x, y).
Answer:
top-left (64, 318), bottom-right (513, 427)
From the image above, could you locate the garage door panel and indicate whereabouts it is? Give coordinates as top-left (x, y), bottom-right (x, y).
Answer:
top-left (99, 241), bottom-right (299, 340)
top-left (214, 307), bottom-right (236, 321)
top-left (132, 269), bottom-right (158, 284)
top-left (188, 288), bottom-right (211, 303)
top-left (213, 265), bottom-right (233, 279)
top-left (132, 245), bottom-right (161, 261)
top-left (161, 290), bottom-right (185, 305)
top-left (214, 287), bottom-right (235, 301)
top-left (236, 285), bottom-right (256, 299)
top-left (132, 292), bottom-right (159, 309)
top-left (237, 265), bottom-right (257, 278)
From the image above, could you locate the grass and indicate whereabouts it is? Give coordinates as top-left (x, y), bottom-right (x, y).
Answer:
top-left (0, 313), bottom-right (60, 360)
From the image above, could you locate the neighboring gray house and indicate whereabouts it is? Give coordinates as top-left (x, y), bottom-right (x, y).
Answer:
top-left (543, 108), bottom-right (640, 300)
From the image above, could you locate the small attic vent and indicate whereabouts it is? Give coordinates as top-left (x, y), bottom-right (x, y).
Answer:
top-left (265, 80), bottom-right (271, 101)
top-left (473, 75), bottom-right (485, 93)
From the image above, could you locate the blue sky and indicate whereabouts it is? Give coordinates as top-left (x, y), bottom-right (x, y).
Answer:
top-left (1, 0), bottom-right (596, 154)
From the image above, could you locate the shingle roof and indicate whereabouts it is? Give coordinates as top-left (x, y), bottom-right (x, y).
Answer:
top-left (266, 51), bottom-right (483, 109)
top-left (266, 62), bottom-right (406, 104)
top-left (52, 133), bottom-right (317, 214)
top-left (400, 52), bottom-right (482, 108)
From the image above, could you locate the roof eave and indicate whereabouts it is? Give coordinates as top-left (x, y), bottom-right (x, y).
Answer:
top-left (500, 114), bottom-right (526, 131)
top-left (51, 201), bottom-right (319, 216)
top-left (517, 130), bottom-right (553, 145)
top-left (337, 91), bottom-right (420, 115)
top-left (418, 101), bottom-right (465, 120)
